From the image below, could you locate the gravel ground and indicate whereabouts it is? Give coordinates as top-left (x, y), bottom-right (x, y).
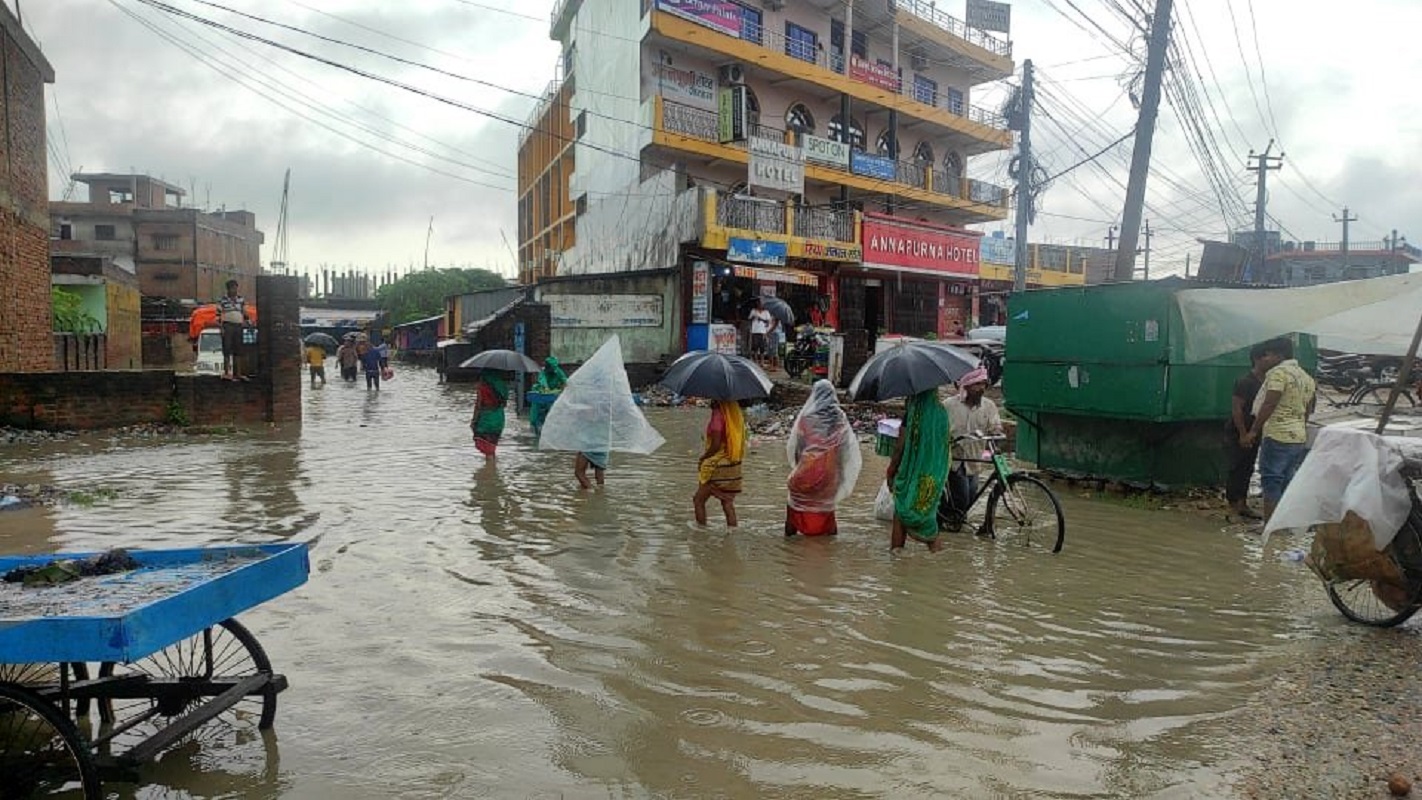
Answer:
top-left (1231, 604), bottom-right (1422, 798)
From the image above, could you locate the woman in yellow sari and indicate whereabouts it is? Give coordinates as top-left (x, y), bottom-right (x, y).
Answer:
top-left (694, 400), bottom-right (746, 527)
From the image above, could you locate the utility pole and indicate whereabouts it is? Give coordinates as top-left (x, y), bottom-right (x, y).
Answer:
top-left (1246, 142), bottom-right (1284, 274)
top-left (1105, 225), bottom-right (1118, 251)
top-left (1334, 206), bottom-right (1357, 271)
top-left (1140, 220), bottom-right (1153, 279)
top-left (1113, 0), bottom-right (1174, 282)
top-left (1013, 59), bottom-right (1035, 293)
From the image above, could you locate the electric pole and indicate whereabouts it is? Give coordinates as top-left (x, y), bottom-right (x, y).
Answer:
top-left (1140, 220), bottom-right (1152, 279)
top-left (1013, 59), bottom-right (1035, 293)
top-left (1106, 225), bottom-right (1118, 251)
top-left (1246, 141), bottom-right (1284, 259)
top-left (1334, 206), bottom-right (1357, 271)
top-left (1113, 0), bottom-right (1174, 282)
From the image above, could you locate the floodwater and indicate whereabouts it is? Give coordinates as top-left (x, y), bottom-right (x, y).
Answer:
top-left (0, 366), bottom-right (1351, 798)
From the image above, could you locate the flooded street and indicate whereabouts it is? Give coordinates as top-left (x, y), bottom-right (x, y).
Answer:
top-left (0, 367), bottom-right (1397, 798)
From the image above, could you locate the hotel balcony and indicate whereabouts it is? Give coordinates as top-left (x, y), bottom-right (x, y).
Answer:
top-left (647, 7), bottom-right (1012, 152)
top-left (650, 97), bottom-right (1010, 223)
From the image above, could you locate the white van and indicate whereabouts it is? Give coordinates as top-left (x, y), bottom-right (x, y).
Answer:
top-left (194, 327), bottom-right (225, 375)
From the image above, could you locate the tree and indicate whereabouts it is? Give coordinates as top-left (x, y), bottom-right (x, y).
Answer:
top-left (52, 288), bottom-right (100, 333)
top-left (375, 268), bottom-right (508, 325)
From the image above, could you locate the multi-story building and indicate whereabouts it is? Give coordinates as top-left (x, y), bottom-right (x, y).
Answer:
top-left (0, 4), bottom-right (56, 372)
top-left (517, 0), bottom-right (1014, 370)
top-left (1197, 230), bottom-right (1418, 286)
top-left (52, 173), bottom-right (265, 303)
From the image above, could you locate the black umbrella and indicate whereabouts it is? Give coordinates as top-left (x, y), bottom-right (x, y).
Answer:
top-left (658, 351), bottom-right (772, 401)
top-left (848, 341), bottom-right (981, 401)
top-left (458, 349), bottom-right (540, 372)
top-left (761, 297), bottom-right (795, 328)
top-left (304, 332), bottom-right (340, 351)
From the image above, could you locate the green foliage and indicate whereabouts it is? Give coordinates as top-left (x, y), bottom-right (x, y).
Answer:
top-left (51, 288), bottom-right (101, 334)
top-left (375, 268), bottom-right (509, 325)
top-left (165, 398), bottom-right (190, 427)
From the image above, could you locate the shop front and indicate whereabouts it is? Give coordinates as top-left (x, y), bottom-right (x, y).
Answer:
top-left (836, 214), bottom-right (982, 381)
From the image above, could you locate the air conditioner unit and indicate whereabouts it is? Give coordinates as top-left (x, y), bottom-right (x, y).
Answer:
top-left (718, 63), bottom-right (746, 85)
top-left (909, 50), bottom-right (928, 72)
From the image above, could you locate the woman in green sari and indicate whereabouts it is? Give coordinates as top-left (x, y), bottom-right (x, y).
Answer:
top-left (886, 389), bottom-right (952, 551)
top-left (529, 356), bottom-right (568, 435)
top-left (470, 370), bottom-right (510, 458)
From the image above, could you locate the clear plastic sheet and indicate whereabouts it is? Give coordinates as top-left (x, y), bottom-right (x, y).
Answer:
top-left (785, 380), bottom-right (864, 513)
top-left (537, 335), bottom-right (666, 456)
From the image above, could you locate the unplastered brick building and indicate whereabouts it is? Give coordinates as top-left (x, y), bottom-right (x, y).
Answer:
top-left (0, 4), bottom-right (56, 372)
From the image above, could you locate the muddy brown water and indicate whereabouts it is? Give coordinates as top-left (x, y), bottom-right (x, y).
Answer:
top-left (0, 366), bottom-right (1363, 798)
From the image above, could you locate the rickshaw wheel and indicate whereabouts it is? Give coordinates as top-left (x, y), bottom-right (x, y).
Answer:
top-left (0, 663), bottom-right (92, 718)
top-left (1326, 579), bottom-right (1422, 628)
top-left (94, 619), bottom-right (277, 754)
top-left (0, 681), bottom-right (103, 799)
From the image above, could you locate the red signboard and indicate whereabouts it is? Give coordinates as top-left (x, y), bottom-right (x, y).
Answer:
top-left (862, 214), bottom-right (981, 276)
top-left (850, 55), bottom-right (901, 93)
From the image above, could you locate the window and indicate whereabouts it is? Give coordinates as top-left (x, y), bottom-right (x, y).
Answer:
top-left (851, 30), bottom-right (867, 60)
top-left (913, 141), bottom-right (934, 165)
top-left (876, 131), bottom-right (899, 159)
top-left (946, 87), bottom-right (965, 116)
top-left (154, 234), bottom-right (179, 251)
top-left (785, 22), bottom-right (818, 64)
top-left (829, 19), bottom-right (846, 73)
top-left (95, 224), bottom-right (116, 240)
top-left (575, 110), bottom-right (587, 138)
top-left (740, 6), bottom-right (762, 45)
top-left (59, 223), bottom-right (72, 240)
top-left (785, 103), bottom-right (816, 135)
top-left (744, 86), bottom-right (761, 128)
top-left (913, 74), bottom-right (938, 106)
top-left (576, 194), bottom-right (588, 216)
top-left (828, 115), bottom-right (864, 151)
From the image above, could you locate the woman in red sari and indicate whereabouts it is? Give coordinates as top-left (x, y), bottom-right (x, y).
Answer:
top-left (785, 380), bottom-right (863, 536)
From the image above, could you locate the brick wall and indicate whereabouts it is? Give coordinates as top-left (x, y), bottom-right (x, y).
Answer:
top-left (0, 275), bottom-right (303, 431)
top-left (106, 282), bottom-right (143, 369)
top-left (0, 16), bottom-right (54, 372)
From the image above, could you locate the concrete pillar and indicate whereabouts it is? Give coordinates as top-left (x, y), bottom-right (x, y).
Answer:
top-left (257, 274), bottom-right (303, 425)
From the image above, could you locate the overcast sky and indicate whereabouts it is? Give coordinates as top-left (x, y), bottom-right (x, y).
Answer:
top-left (20, 0), bottom-right (1422, 278)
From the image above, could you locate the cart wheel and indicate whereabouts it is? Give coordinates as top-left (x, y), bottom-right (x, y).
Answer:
top-left (0, 681), bottom-right (103, 799)
top-left (985, 474), bottom-right (1066, 553)
top-left (1326, 579), bottom-right (1422, 628)
top-left (0, 663), bottom-right (93, 719)
top-left (96, 618), bottom-right (277, 752)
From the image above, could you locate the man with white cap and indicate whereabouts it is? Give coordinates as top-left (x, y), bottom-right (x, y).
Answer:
top-left (942, 366), bottom-right (1003, 531)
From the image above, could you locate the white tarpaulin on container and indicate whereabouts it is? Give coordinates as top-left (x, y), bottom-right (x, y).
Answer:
top-left (1175, 273), bottom-right (1422, 362)
top-left (537, 335), bottom-right (665, 456)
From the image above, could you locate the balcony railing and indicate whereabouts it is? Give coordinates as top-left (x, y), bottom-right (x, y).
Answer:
top-left (659, 100), bottom-right (1008, 209)
top-left (651, 6), bottom-right (1008, 132)
top-left (793, 206), bottom-right (856, 243)
top-left (897, 0), bottom-right (1012, 57)
top-left (717, 194), bottom-right (786, 235)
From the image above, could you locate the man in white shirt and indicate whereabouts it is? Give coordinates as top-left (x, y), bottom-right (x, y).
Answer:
top-left (748, 299), bottom-right (773, 366)
top-left (941, 366), bottom-right (1002, 531)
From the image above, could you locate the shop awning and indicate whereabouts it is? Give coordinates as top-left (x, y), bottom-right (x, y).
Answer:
top-left (731, 265), bottom-right (820, 286)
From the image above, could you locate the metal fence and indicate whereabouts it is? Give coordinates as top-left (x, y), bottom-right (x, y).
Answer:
top-left (793, 206), bottom-right (855, 243)
top-left (717, 194), bottom-right (786, 235)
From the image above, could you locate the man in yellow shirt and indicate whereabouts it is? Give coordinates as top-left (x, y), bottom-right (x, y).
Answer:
top-left (305, 344), bottom-right (327, 387)
top-left (1244, 337), bottom-right (1316, 522)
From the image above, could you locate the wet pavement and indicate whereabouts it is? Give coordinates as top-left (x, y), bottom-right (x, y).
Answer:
top-left (0, 365), bottom-right (1415, 798)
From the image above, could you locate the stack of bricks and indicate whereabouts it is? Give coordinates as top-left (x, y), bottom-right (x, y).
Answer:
top-left (0, 10), bottom-right (56, 372)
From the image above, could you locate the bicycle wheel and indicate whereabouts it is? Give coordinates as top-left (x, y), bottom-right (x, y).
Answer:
top-left (1325, 579), bottom-right (1421, 628)
top-left (95, 618), bottom-right (276, 755)
top-left (985, 474), bottom-right (1065, 553)
top-left (0, 681), bottom-right (102, 799)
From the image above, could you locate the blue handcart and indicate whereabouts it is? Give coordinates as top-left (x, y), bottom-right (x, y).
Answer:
top-left (0, 543), bottom-right (309, 798)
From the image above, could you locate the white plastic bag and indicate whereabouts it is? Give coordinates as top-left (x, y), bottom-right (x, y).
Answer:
top-left (874, 481), bottom-right (895, 521)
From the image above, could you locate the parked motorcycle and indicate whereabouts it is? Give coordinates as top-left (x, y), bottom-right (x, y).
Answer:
top-left (784, 325), bottom-right (826, 380)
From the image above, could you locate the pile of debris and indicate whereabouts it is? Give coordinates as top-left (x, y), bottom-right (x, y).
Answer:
top-left (1, 428), bottom-right (79, 446)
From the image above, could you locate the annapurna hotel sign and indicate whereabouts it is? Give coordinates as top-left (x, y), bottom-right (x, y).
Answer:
top-left (862, 214), bottom-right (981, 276)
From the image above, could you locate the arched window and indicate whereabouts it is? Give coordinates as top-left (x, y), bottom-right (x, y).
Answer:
top-left (744, 87), bottom-right (761, 128)
top-left (828, 114), bottom-right (865, 151)
top-left (943, 150), bottom-right (964, 179)
top-left (876, 131), bottom-right (899, 159)
top-left (785, 103), bottom-right (816, 135)
top-left (913, 141), bottom-right (934, 165)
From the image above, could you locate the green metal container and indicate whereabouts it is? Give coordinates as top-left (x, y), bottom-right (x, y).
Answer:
top-left (1005, 280), bottom-right (1316, 486)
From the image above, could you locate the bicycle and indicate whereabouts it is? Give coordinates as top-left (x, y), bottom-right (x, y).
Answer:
top-left (937, 434), bottom-right (1066, 553)
top-left (1319, 469), bottom-right (1422, 628)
